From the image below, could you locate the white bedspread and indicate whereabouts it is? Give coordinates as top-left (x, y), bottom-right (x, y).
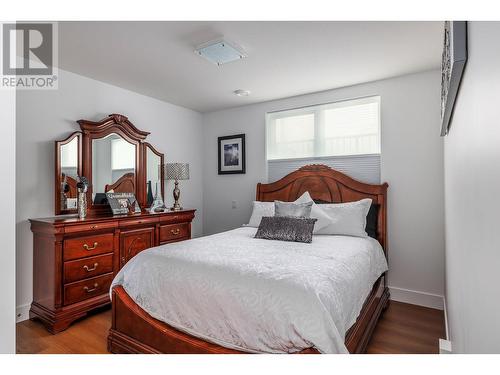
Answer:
top-left (111, 227), bottom-right (388, 354)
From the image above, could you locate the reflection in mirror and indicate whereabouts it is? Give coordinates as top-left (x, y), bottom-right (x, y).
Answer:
top-left (92, 133), bottom-right (136, 204)
top-left (146, 147), bottom-right (162, 206)
top-left (60, 136), bottom-right (79, 210)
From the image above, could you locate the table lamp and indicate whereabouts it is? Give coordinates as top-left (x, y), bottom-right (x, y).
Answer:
top-left (165, 162), bottom-right (190, 211)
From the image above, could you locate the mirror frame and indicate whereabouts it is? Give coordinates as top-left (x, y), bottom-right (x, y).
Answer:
top-left (144, 142), bottom-right (165, 205)
top-left (55, 131), bottom-right (82, 215)
top-left (80, 114), bottom-right (148, 215)
top-left (54, 114), bottom-right (165, 216)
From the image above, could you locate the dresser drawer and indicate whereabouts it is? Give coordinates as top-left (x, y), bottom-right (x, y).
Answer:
top-left (63, 273), bottom-right (113, 306)
top-left (65, 221), bottom-right (117, 234)
top-left (159, 212), bottom-right (194, 225)
top-left (159, 223), bottom-right (189, 243)
top-left (64, 233), bottom-right (114, 261)
top-left (63, 253), bottom-right (113, 284)
top-left (119, 217), bottom-right (158, 228)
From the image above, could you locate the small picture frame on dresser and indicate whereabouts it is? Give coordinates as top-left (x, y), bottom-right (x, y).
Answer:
top-left (106, 192), bottom-right (141, 215)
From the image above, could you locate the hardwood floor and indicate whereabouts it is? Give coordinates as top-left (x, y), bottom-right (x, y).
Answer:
top-left (17, 301), bottom-right (445, 354)
top-left (367, 301), bottom-right (445, 354)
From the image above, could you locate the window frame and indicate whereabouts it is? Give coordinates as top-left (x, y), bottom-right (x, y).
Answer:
top-left (266, 95), bottom-right (381, 161)
top-left (111, 137), bottom-right (136, 171)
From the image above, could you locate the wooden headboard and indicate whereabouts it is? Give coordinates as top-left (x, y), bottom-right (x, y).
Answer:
top-left (63, 174), bottom-right (78, 198)
top-left (256, 164), bottom-right (388, 255)
top-left (105, 172), bottom-right (135, 193)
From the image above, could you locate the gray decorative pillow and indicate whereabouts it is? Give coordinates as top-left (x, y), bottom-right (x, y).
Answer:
top-left (274, 201), bottom-right (313, 218)
top-left (254, 216), bottom-right (317, 243)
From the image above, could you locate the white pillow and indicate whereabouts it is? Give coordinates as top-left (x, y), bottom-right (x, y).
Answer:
top-left (315, 198), bottom-right (372, 237)
top-left (293, 192), bottom-right (332, 233)
top-left (246, 201), bottom-right (275, 227)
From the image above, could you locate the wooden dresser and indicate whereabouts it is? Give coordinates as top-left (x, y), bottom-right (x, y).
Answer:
top-left (29, 209), bottom-right (195, 333)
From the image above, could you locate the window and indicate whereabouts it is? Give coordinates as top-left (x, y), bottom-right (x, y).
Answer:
top-left (111, 138), bottom-right (135, 170)
top-left (60, 137), bottom-right (78, 168)
top-left (266, 96), bottom-right (381, 184)
top-left (267, 96), bottom-right (380, 160)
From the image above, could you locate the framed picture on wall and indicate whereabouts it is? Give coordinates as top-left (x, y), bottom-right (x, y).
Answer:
top-left (440, 21), bottom-right (468, 136)
top-left (218, 134), bottom-right (246, 174)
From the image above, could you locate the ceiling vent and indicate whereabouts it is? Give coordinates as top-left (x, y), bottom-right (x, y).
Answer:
top-left (195, 39), bottom-right (247, 66)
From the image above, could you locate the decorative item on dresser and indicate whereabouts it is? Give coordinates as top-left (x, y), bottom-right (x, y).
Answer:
top-left (30, 113), bottom-right (195, 334)
top-left (165, 162), bottom-right (190, 211)
top-left (76, 176), bottom-right (89, 219)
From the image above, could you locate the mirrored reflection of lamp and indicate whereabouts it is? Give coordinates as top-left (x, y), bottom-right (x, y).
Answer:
top-left (165, 163), bottom-right (190, 211)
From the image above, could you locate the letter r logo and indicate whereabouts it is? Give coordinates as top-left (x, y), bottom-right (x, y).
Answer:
top-left (3, 23), bottom-right (53, 75)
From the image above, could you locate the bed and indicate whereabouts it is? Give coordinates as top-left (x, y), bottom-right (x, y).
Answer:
top-left (107, 164), bottom-right (390, 354)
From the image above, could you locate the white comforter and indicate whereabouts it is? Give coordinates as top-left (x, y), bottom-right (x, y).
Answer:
top-left (111, 227), bottom-right (388, 354)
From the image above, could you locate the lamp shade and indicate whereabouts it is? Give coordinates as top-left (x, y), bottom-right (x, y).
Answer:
top-left (165, 163), bottom-right (190, 181)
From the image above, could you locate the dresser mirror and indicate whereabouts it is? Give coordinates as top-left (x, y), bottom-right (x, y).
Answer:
top-left (91, 133), bottom-right (137, 204)
top-left (145, 143), bottom-right (164, 207)
top-left (54, 114), bottom-right (164, 215)
top-left (55, 132), bottom-right (82, 215)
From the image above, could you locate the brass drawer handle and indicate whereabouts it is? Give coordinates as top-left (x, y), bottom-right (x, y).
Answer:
top-left (83, 242), bottom-right (98, 251)
top-left (170, 228), bottom-right (180, 235)
top-left (83, 283), bottom-right (99, 293)
top-left (83, 263), bottom-right (98, 272)
top-left (89, 225), bottom-right (98, 229)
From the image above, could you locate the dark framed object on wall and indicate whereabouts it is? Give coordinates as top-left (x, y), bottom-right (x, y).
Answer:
top-left (218, 133), bottom-right (246, 174)
top-left (440, 21), bottom-right (468, 136)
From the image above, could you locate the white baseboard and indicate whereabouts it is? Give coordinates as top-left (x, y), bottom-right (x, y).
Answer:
top-left (16, 303), bottom-right (30, 323)
top-left (389, 286), bottom-right (444, 310)
top-left (439, 339), bottom-right (452, 354)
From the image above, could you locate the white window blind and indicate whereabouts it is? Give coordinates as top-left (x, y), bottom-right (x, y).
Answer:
top-left (267, 154), bottom-right (381, 184)
top-left (111, 138), bottom-right (135, 170)
top-left (266, 96), bottom-right (381, 184)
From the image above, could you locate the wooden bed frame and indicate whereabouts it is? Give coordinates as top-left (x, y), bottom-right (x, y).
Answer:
top-left (105, 172), bottom-right (135, 193)
top-left (108, 165), bottom-right (389, 354)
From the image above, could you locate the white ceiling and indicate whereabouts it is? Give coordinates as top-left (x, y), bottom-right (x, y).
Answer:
top-left (59, 21), bottom-right (443, 113)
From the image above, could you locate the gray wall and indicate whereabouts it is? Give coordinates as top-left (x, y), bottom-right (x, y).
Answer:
top-left (444, 22), bottom-right (500, 353)
top-left (202, 70), bottom-right (445, 308)
top-left (0, 86), bottom-right (16, 353)
top-left (16, 68), bottom-right (204, 321)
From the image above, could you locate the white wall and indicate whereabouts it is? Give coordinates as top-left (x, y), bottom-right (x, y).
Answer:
top-left (16, 68), bottom-right (204, 321)
top-left (444, 22), bottom-right (500, 353)
top-left (202, 70), bottom-right (445, 308)
top-left (0, 88), bottom-right (16, 353)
